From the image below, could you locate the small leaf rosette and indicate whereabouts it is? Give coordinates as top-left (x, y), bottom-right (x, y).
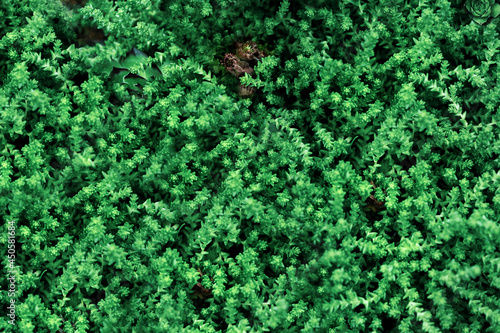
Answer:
top-left (466, 0), bottom-right (500, 25)
top-left (103, 48), bottom-right (162, 92)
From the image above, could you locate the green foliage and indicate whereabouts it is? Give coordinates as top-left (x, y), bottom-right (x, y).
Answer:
top-left (466, 0), bottom-right (500, 25)
top-left (1, 0), bottom-right (500, 332)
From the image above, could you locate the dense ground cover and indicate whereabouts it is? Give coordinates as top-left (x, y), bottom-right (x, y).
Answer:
top-left (1, 0), bottom-right (500, 332)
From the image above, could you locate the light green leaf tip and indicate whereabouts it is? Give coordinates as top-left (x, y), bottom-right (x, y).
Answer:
top-left (491, 3), bottom-right (500, 17)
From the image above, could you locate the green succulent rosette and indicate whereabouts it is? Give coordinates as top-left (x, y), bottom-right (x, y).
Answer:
top-left (102, 48), bottom-right (162, 92)
top-left (466, 0), bottom-right (500, 25)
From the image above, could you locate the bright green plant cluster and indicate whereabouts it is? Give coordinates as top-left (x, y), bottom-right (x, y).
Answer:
top-left (1, 0), bottom-right (500, 332)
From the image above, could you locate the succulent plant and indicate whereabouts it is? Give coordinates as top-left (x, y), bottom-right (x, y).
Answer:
top-left (103, 48), bottom-right (162, 93)
top-left (466, 0), bottom-right (500, 25)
